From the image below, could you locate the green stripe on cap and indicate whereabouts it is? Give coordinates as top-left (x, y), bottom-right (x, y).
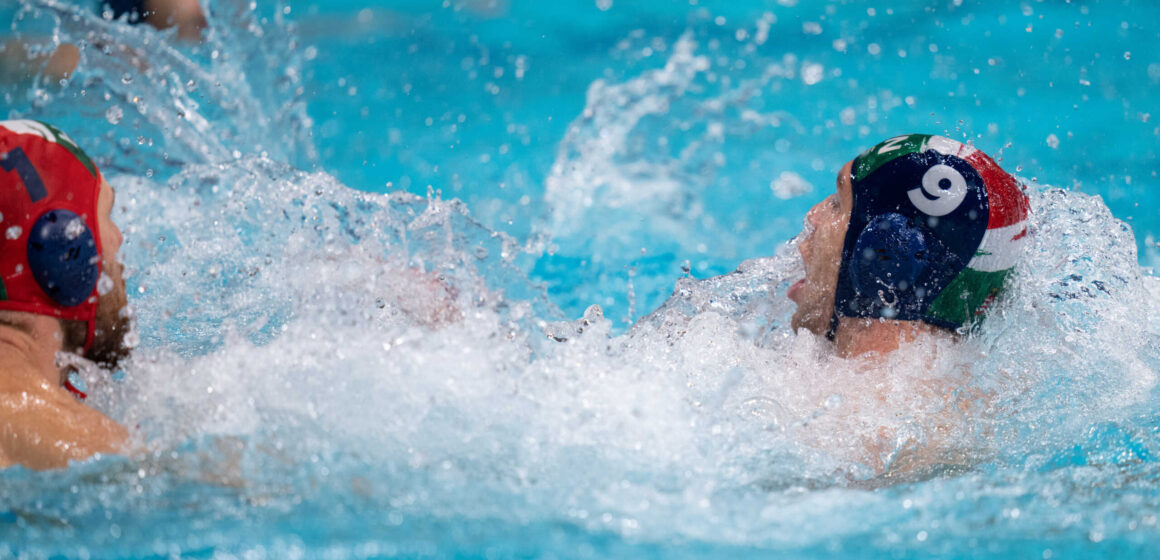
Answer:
top-left (36, 121), bottom-right (98, 179)
top-left (926, 266), bottom-right (1013, 327)
top-left (852, 134), bottom-right (932, 181)
top-left (0, 278), bottom-right (6, 301)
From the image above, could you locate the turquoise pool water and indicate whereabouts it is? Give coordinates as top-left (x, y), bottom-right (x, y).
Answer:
top-left (2, 0), bottom-right (1160, 558)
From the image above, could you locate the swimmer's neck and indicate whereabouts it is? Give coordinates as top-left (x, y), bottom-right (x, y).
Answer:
top-left (0, 312), bottom-right (65, 385)
top-left (833, 317), bottom-right (945, 359)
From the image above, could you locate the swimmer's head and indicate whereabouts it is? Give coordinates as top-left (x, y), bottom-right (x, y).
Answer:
top-left (0, 120), bottom-right (131, 370)
top-left (789, 134), bottom-right (1030, 337)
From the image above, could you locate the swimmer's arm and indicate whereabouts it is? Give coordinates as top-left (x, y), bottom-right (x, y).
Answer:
top-left (0, 40), bottom-right (79, 83)
top-left (0, 370), bottom-right (127, 471)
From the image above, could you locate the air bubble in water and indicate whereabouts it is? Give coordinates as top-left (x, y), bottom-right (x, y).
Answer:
top-left (121, 73), bottom-right (133, 84)
top-left (1046, 134), bottom-right (1060, 149)
top-left (5, 226), bottom-right (22, 240)
top-left (105, 105), bottom-right (123, 125)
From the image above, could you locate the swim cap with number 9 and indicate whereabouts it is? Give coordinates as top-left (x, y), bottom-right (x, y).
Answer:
top-left (834, 134), bottom-right (1030, 330)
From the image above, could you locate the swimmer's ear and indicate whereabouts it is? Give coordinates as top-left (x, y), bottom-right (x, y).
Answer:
top-left (849, 213), bottom-right (927, 301)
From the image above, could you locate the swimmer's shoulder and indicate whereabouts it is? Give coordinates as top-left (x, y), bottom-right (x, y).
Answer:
top-left (0, 359), bottom-right (127, 470)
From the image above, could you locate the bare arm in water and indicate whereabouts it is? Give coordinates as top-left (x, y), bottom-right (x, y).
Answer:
top-left (0, 357), bottom-right (127, 471)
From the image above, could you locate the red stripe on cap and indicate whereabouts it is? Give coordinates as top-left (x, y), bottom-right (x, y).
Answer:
top-left (965, 151), bottom-right (1029, 230)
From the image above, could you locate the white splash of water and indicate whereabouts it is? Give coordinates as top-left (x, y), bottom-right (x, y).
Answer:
top-left (58, 154), bottom-right (1151, 547)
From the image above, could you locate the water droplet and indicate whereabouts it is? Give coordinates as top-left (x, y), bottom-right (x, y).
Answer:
top-left (105, 105), bottom-right (124, 125)
top-left (121, 73), bottom-right (133, 84)
top-left (64, 218), bottom-right (85, 240)
top-left (771, 171), bottom-right (813, 199)
top-left (97, 271), bottom-right (114, 295)
top-left (802, 63), bottom-right (825, 85)
top-left (5, 226), bottom-right (22, 240)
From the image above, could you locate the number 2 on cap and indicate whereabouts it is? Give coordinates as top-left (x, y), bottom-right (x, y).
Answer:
top-left (1, 147), bottom-right (48, 203)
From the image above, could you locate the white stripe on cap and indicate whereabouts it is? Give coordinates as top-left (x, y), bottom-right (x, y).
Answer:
top-left (0, 120), bottom-right (70, 146)
top-left (968, 220), bottom-right (1029, 272)
top-left (921, 135), bottom-right (978, 159)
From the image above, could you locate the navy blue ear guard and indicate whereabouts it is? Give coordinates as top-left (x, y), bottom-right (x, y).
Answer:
top-left (849, 213), bottom-right (928, 314)
top-left (27, 209), bottom-right (100, 308)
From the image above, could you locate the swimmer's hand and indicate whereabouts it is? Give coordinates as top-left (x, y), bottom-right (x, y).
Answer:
top-left (0, 369), bottom-right (127, 471)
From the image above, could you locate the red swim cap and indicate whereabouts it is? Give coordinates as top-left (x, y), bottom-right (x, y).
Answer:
top-left (0, 120), bottom-right (104, 350)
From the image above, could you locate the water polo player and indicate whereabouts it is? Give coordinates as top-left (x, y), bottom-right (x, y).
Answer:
top-left (788, 134), bottom-right (1030, 357)
top-left (0, 120), bottom-right (132, 470)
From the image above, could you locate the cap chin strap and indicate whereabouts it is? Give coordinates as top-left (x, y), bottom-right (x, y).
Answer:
top-left (64, 378), bottom-right (87, 400)
top-left (62, 318), bottom-right (97, 400)
top-left (825, 311), bottom-right (839, 342)
top-left (83, 312), bottom-right (96, 354)
top-left (56, 349), bottom-right (96, 401)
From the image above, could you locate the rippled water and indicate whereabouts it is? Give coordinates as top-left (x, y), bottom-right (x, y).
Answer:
top-left (2, 0), bottom-right (1159, 558)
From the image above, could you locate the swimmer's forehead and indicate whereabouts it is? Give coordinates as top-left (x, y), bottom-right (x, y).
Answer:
top-left (852, 134), bottom-right (975, 182)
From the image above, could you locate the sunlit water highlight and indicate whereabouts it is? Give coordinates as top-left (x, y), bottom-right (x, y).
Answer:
top-left (2, 0), bottom-right (1159, 558)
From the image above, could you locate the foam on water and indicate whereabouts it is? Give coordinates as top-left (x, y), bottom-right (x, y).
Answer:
top-left (2, 1), bottom-right (1160, 557)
